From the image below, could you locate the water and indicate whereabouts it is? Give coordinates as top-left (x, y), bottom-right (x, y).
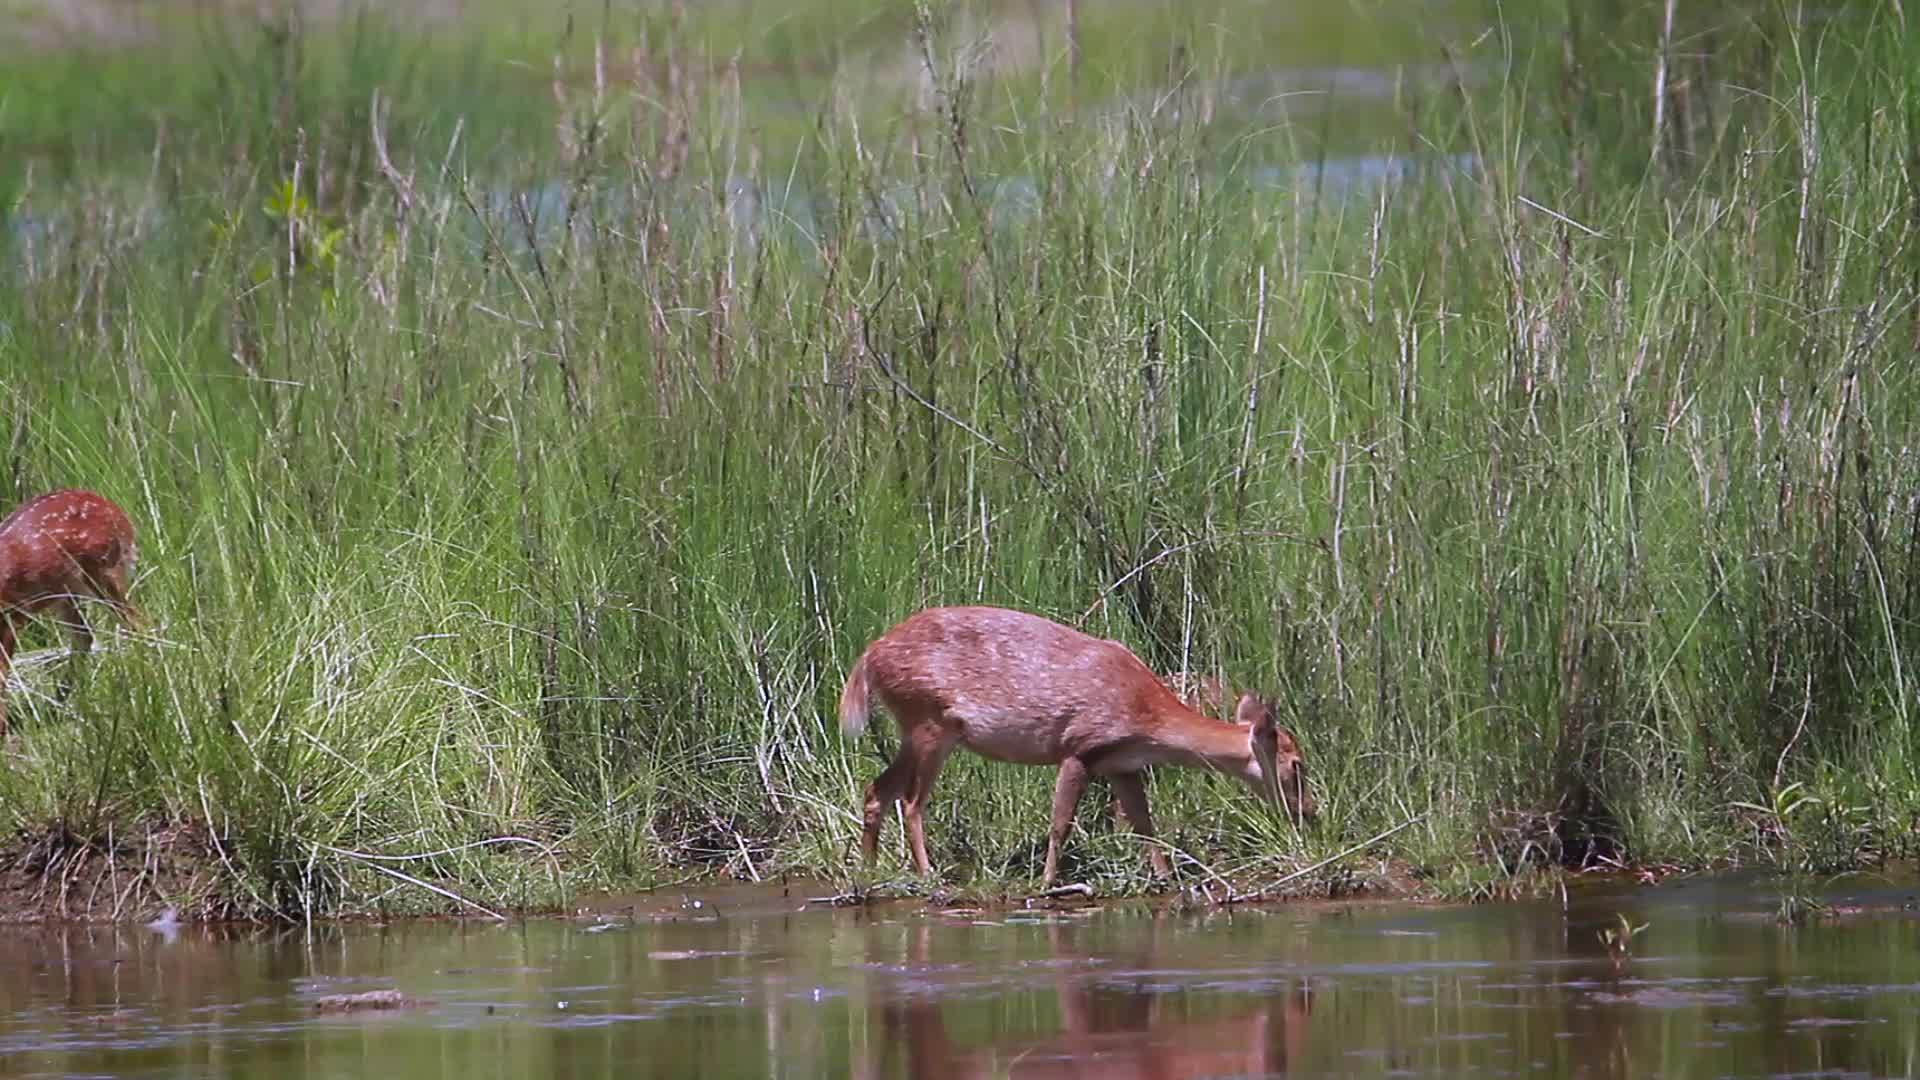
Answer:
top-left (5, 876), bottom-right (1920, 1078)
top-left (5, 0), bottom-right (1493, 269)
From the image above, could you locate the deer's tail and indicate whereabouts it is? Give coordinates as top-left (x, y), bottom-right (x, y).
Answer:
top-left (838, 653), bottom-right (873, 739)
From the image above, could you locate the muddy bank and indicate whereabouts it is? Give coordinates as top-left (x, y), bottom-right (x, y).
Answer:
top-left (0, 821), bottom-right (250, 925)
top-left (0, 818), bottom-right (1442, 925)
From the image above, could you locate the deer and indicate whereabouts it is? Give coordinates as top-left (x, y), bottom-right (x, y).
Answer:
top-left (839, 605), bottom-right (1313, 886)
top-left (0, 489), bottom-right (144, 737)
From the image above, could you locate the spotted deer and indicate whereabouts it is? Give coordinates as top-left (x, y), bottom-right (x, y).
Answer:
top-left (0, 490), bottom-right (143, 735)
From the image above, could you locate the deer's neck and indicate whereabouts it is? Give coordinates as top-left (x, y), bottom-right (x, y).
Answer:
top-left (1146, 707), bottom-right (1253, 774)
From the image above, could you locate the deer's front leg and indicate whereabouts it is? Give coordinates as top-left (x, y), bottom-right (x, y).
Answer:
top-left (1109, 771), bottom-right (1171, 879)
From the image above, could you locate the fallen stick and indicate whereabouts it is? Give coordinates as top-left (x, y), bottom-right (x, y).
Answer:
top-left (1229, 813), bottom-right (1428, 903)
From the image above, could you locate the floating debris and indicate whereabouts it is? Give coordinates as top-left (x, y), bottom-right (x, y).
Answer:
top-left (312, 990), bottom-right (430, 1014)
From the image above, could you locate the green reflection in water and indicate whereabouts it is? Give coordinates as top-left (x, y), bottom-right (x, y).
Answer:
top-left (4, 878), bottom-right (1920, 1078)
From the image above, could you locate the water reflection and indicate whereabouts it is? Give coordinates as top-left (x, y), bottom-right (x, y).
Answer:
top-left (855, 919), bottom-right (1313, 1079)
top-left (4, 879), bottom-right (1920, 1077)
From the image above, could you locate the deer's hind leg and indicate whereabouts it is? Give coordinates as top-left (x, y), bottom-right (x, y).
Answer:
top-left (1042, 757), bottom-right (1092, 887)
top-left (899, 726), bottom-right (956, 876)
top-left (861, 750), bottom-right (917, 868)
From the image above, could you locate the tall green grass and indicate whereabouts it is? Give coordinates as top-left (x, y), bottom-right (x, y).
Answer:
top-left (1, 0), bottom-right (1916, 917)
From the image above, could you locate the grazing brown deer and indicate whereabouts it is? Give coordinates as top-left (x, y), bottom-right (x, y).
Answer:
top-left (0, 490), bottom-right (143, 736)
top-left (839, 605), bottom-right (1313, 885)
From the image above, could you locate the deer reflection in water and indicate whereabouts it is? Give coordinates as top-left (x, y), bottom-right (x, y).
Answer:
top-left (853, 919), bottom-right (1314, 1079)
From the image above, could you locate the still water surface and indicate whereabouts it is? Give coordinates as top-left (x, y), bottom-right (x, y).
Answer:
top-left (3, 876), bottom-right (1920, 1077)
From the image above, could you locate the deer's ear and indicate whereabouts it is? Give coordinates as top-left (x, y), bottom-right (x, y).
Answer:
top-left (1236, 692), bottom-right (1274, 732)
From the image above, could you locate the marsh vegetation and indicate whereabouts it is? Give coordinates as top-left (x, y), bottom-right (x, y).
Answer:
top-left (1, 0), bottom-right (1916, 918)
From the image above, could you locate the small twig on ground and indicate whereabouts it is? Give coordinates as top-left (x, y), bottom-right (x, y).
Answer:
top-left (734, 833), bottom-right (762, 883)
top-left (330, 851), bottom-right (507, 921)
top-left (804, 890), bottom-right (871, 907)
top-left (1230, 814), bottom-right (1428, 903)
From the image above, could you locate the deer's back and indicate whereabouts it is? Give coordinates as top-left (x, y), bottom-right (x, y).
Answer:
top-left (0, 490), bottom-right (136, 611)
top-left (860, 606), bottom-right (1181, 763)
